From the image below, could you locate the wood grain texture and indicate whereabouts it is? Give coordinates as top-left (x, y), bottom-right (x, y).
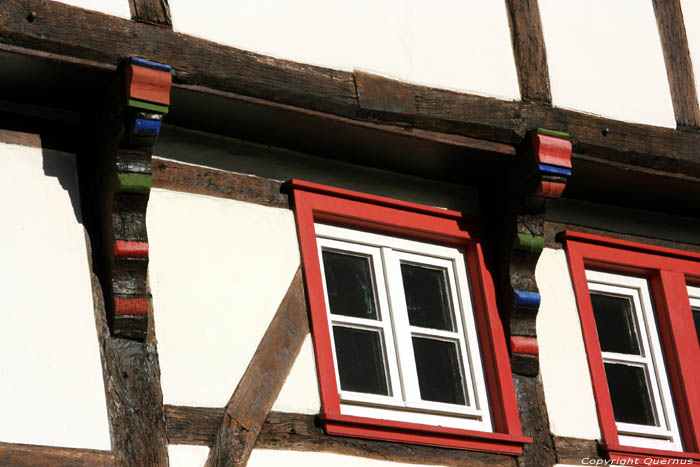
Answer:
top-left (2, 0), bottom-right (700, 178)
top-left (0, 128), bottom-right (41, 147)
top-left (652, 0), bottom-right (700, 128)
top-left (87, 238), bottom-right (169, 465)
top-left (512, 375), bottom-right (555, 466)
top-left (553, 436), bottom-right (601, 465)
top-left (206, 268), bottom-right (310, 466)
top-left (0, 442), bottom-right (115, 466)
top-left (151, 158), bottom-right (289, 209)
top-left (129, 0), bottom-right (172, 27)
top-left (165, 408), bottom-right (516, 467)
top-left (505, 0), bottom-right (551, 103)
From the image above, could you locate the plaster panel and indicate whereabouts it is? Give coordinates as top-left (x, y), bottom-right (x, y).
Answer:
top-left (148, 189), bottom-right (300, 407)
top-left (272, 334), bottom-right (321, 414)
top-left (168, 445), bottom-right (210, 467)
top-left (248, 449), bottom-right (443, 467)
top-left (681, 0), bottom-right (700, 109)
top-left (52, 0), bottom-right (131, 19)
top-left (536, 248), bottom-right (601, 440)
top-left (169, 0), bottom-right (519, 99)
top-left (540, 0), bottom-right (675, 127)
top-left (0, 142), bottom-right (110, 450)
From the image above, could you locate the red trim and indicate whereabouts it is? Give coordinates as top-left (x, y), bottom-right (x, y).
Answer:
top-left (319, 413), bottom-right (530, 455)
top-left (510, 336), bottom-right (539, 356)
top-left (535, 181), bottom-right (566, 198)
top-left (605, 444), bottom-right (700, 465)
top-left (531, 134), bottom-right (572, 168)
top-left (125, 64), bottom-right (172, 105)
top-left (114, 240), bottom-right (149, 259)
top-left (290, 180), bottom-right (525, 452)
top-left (563, 230), bottom-right (700, 458)
top-left (114, 297), bottom-right (150, 315)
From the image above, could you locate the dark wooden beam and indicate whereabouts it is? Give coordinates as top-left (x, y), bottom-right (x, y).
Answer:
top-left (652, 0), bottom-right (700, 128)
top-left (553, 436), bottom-right (601, 465)
top-left (129, 0), bottom-right (172, 28)
top-left (206, 268), bottom-right (309, 466)
top-left (151, 157), bottom-right (290, 209)
top-left (0, 442), bottom-right (115, 466)
top-left (2, 0), bottom-right (700, 178)
top-left (165, 407), bottom-right (516, 467)
top-left (505, 0), bottom-right (551, 103)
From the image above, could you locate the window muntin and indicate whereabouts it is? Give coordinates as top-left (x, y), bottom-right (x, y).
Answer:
top-left (586, 271), bottom-right (682, 451)
top-left (688, 286), bottom-right (700, 349)
top-left (316, 223), bottom-right (492, 432)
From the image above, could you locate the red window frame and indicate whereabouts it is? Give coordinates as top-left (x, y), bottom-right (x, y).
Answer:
top-left (288, 179), bottom-right (530, 455)
top-left (562, 230), bottom-right (700, 464)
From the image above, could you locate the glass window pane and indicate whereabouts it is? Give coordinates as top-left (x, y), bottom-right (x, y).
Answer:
top-left (401, 263), bottom-right (454, 331)
top-left (412, 336), bottom-right (466, 405)
top-left (333, 326), bottom-right (389, 395)
top-left (604, 362), bottom-right (656, 426)
top-left (590, 293), bottom-right (641, 355)
top-left (322, 250), bottom-right (378, 320)
top-left (693, 309), bottom-right (700, 350)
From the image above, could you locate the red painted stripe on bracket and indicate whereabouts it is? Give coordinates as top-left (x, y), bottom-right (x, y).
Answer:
top-left (535, 180), bottom-right (566, 198)
top-left (125, 64), bottom-right (172, 105)
top-left (510, 336), bottom-right (539, 355)
top-left (532, 134), bottom-right (572, 168)
top-left (114, 240), bottom-right (149, 258)
top-left (114, 297), bottom-right (150, 315)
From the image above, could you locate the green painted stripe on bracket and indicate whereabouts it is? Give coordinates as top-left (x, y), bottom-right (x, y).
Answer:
top-left (116, 172), bottom-right (152, 194)
top-left (534, 128), bottom-right (570, 140)
top-left (128, 99), bottom-right (169, 114)
top-left (515, 233), bottom-right (544, 253)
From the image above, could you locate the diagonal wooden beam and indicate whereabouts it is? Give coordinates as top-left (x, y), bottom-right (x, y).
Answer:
top-left (206, 267), bottom-right (310, 466)
top-left (652, 0), bottom-right (700, 128)
top-left (505, 0), bottom-right (551, 104)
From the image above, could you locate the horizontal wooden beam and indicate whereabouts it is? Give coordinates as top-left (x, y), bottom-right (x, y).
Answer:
top-left (0, 442), bottom-right (115, 466)
top-left (1, 0), bottom-right (700, 178)
top-left (151, 157), bottom-right (289, 209)
top-left (164, 407), bottom-right (516, 467)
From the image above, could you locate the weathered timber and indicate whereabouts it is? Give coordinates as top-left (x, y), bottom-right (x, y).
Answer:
top-left (164, 408), bottom-right (516, 467)
top-left (0, 442), bottom-right (115, 466)
top-left (86, 234), bottom-right (169, 466)
top-left (129, 0), bottom-right (172, 27)
top-left (355, 71), bottom-right (417, 118)
top-left (652, 0), bottom-right (700, 128)
top-left (505, 0), bottom-right (551, 103)
top-left (151, 158), bottom-right (290, 209)
top-left (0, 128), bottom-right (41, 147)
top-left (553, 436), bottom-right (601, 465)
top-left (2, 0), bottom-right (700, 177)
top-left (206, 268), bottom-right (310, 467)
top-left (513, 375), bottom-right (555, 466)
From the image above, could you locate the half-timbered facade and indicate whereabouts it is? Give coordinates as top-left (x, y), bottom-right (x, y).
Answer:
top-left (2, 1), bottom-right (700, 466)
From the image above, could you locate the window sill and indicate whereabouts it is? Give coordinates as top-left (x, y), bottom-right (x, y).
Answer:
top-left (603, 443), bottom-right (700, 464)
top-left (318, 412), bottom-right (532, 455)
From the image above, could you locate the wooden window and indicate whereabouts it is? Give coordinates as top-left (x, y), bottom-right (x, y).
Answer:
top-left (562, 231), bottom-right (700, 463)
top-left (288, 180), bottom-right (529, 454)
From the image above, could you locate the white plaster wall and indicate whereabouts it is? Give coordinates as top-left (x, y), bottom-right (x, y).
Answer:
top-left (681, 0), bottom-right (700, 109)
top-left (168, 0), bottom-right (519, 100)
top-left (0, 142), bottom-right (111, 450)
top-left (536, 248), bottom-right (601, 440)
top-left (272, 335), bottom-right (321, 414)
top-left (52, 0), bottom-right (131, 19)
top-left (148, 189), bottom-right (300, 407)
top-left (248, 449), bottom-right (443, 467)
top-left (540, 0), bottom-right (676, 128)
top-left (168, 445), bottom-right (210, 467)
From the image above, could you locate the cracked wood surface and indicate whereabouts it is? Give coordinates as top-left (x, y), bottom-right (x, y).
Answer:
top-left (206, 268), bottom-right (309, 466)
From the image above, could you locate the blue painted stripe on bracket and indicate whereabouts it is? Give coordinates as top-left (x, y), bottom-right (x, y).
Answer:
top-left (539, 163), bottom-right (572, 176)
top-left (514, 290), bottom-right (541, 308)
top-left (133, 118), bottom-right (162, 136)
top-left (126, 57), bottom-right (172, 73)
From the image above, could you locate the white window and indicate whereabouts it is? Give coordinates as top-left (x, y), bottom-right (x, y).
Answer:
top-left (315, 223), bottom-right (492, 432)
top-left (586, 270), bottom-right (682, 451)
top-left (688, 285), bottom-right (700, 348)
